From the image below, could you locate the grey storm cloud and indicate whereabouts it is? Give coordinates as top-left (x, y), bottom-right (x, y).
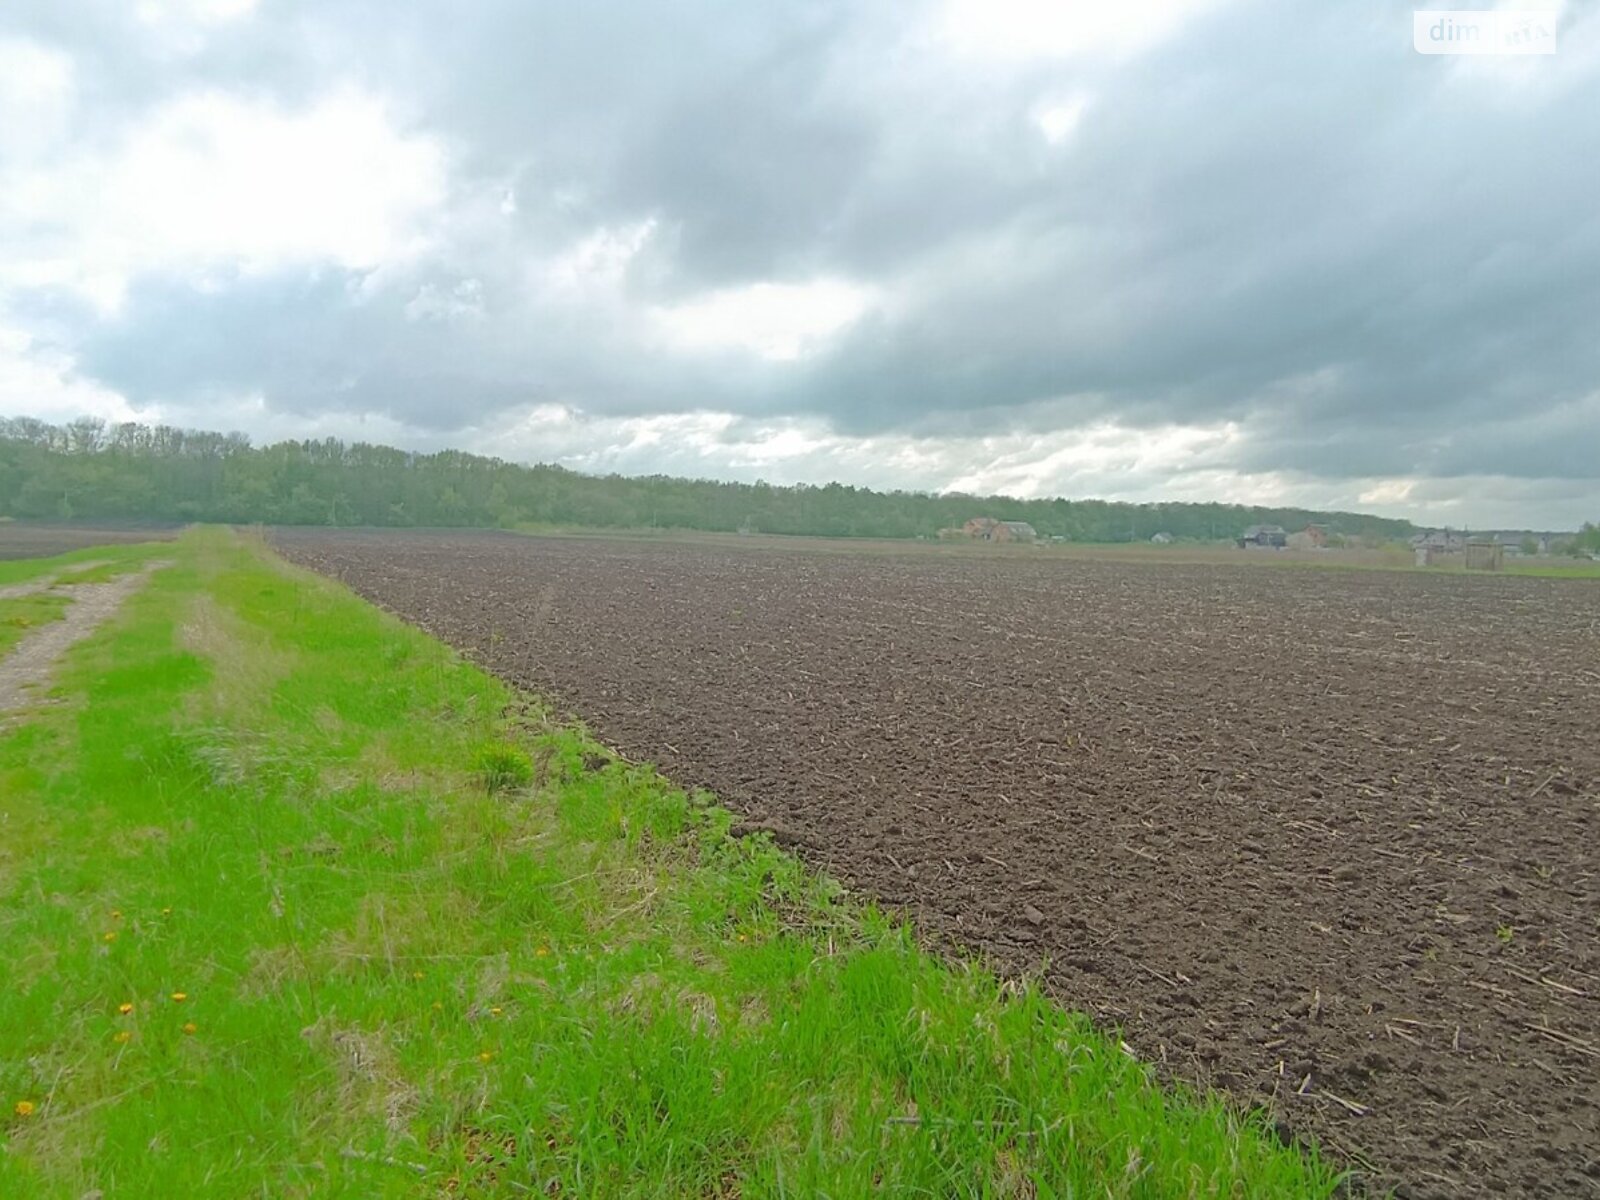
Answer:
top-left (4, 0), bottom-right (1600, 515)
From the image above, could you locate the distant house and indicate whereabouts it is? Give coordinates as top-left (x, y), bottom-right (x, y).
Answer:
top-left (1485, 532), bottom-right (1553, 557)
top-left (1411, 529), bottom-right (1466, 552)
top-left (1237, 524), bottom-right (1288, 549)
top-left (1150, 531), bottom-right (1174, 544)
top-left (993, 520), bottom-right (1037, 544)
top-left (1411, 529), bottom-right (1469, 566)
top-left (1286, 524), bottom-right (1329, 551)
top-left (958, 517), bottom-right (1037, 544)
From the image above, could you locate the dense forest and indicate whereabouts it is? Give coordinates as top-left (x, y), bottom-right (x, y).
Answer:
top-left (0, 416), bottom-right (1422, 543)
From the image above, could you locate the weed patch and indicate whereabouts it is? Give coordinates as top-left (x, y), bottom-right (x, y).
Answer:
top-left (475, 740), bottom-right (534, 794)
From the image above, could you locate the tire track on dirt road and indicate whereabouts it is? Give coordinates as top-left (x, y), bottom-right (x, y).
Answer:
top-left (0, 562), bottom-right (170, 716)
top-left (0, 562), bottom-right (110, 601)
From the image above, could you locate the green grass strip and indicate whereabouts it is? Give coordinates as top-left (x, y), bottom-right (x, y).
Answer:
top-left (0, 594), bottom-right (71, 659)
top-left (0, 541), bottom-right (170, 588)
top-left (0, 529), bottom-right (1342, 1197)
top-left (0, 545), bottom-right (167, 657)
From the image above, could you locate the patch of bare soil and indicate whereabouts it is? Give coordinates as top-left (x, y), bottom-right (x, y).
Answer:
top-left (0, 561), bottom-right (170, 715)
top-left (272, 528), bottom-right (1600, 1199)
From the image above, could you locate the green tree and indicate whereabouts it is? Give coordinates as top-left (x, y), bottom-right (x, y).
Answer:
top-left (0, 416), bottom-right (1423, 544)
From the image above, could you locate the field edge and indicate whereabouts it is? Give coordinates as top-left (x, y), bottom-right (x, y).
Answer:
top-left (0, 528), bottom-right (1344, 1197)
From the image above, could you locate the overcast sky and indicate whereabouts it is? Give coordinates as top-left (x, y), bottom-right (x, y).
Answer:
top-left (2, 1), bottom-right (1596, 527)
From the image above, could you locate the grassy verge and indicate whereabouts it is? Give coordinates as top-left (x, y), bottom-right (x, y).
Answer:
top-left (1501, 560), bottom-right (1600, 579)
top-left (53, 560), bottom-right (155, 586)
top-left (0, 542), bottom-right (170, 589)
top-left (0, 546), bottom-right (167, 657)
top-left (0, 529), bottom-right (1340, 1197)
top-left (0, 594), bottom-right (70, 658)
top-left (0, 549), bottom-right (108, 588)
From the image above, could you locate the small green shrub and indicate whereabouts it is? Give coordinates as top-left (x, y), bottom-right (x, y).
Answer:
top-left (475, 741), bottom-right (534, 794)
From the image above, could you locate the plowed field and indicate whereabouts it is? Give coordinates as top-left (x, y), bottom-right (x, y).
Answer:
top-left (0, 522), bottom-right (178, 560)
top-left (272, 528), bottom-right (1600, 1198)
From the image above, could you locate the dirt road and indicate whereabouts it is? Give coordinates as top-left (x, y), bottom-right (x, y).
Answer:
top-left (0, 563), bottom-right (169, 715)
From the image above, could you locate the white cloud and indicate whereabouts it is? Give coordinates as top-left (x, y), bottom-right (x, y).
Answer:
top-left (475, 406), bottom-right (1260, 504)
top-left (545, 220), bottom-right (657, 293)
top-left (405, 279), bottom-right (485, 323)
top-left (0, 328), bottom-right (148, 425)
top-left (0, 89), bottom-right (446, 311)
top-left (942, 421), bottom-right (1241, 496)
top-left (652, 280), bottom-right (876, 362)
top-left (935, 0), bottom-right (1227, 61)
top-left (1358, 479), bottom-right (1418, 507)
top-left (0, 38), bottom-right (74, 161)
top-left (135, 0), bottom-right (259, 26)
top-left (1032, 95), bottom-right (1092, 144)
top-left (165, 393), bottom-right (435, 447)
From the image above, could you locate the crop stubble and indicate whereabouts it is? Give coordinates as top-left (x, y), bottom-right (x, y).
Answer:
top-left (272, 529), bottom-right (1600, 1198)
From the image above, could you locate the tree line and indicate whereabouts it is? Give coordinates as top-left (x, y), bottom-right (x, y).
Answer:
top-left (0, 416), bottom-right (1421, 543)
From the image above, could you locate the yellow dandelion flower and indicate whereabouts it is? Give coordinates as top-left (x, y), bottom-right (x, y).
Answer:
top-left (534, 945), bottom-right (550, 958)
top-left (13, 1100), bottom-right (35, 1118)
top-left (102, 931), bottom-right (117, 943)
top-left (170, 992), bottom-right (187, 1003)
top-left (161, 907), bottom-right (172, 917)
top-left (478, 1051), bottom-right (493, 1063)
top-left (412, 970), bottom-right (425, 980)
top-left (118, 1002), bottom-right (134, 1015)
top-left (110, 910), bottom-right (123, 921)
top-left (182, 1023), bottom-right (197, 1036)
top-left (489, 1006), bottom-right (503, 1016)
top-left (113, 1030), bottom-right (132, 1044)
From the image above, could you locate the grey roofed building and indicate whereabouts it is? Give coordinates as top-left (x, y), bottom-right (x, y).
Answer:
top-left (1237, 524), bottom-right (1287, 548)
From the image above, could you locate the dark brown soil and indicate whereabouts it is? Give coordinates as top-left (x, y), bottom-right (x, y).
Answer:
top-left (272, 528), bottom-right (1600, 1199)
top-left (0, 522), bottom-right (179, 560)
